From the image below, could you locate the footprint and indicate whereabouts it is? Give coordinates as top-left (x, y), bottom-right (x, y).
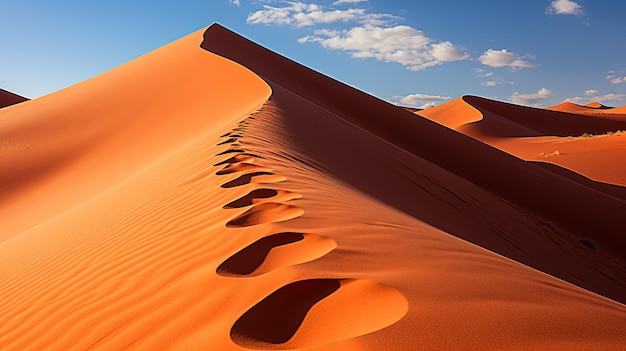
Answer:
top-left (230, 278), bottom-right (408, 349)
top-left (226, 203), bottom-right (303, 228)
top-left (216, 149), bottom-right (245, 156)
top-left (217, 233), bottom-right (336, 277)
top-left (221, 172), bottom-right (286, 188)
top-left (214, 154), bottom-right (256, 167)
top-left (223, 189), bottom-right (301, 209)
top-left (218, 138), bottom-right (238, 145)
top-left (216, 163), bottom-right (271, 176)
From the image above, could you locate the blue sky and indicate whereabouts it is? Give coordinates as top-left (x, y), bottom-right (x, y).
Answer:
top-left (1, 0), bottom-right (625, 108)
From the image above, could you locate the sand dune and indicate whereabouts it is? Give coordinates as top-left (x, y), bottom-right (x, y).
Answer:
top-left (1, 24), bottom-right (625, 350)
top-left (584, 101), bottom-right (611, 109)
top-left (419, 96), bottom-right (626, 186)
top-left (0, 88), bottom-right (28, 108)
top-left (548, 101), bottom-right (626, 118)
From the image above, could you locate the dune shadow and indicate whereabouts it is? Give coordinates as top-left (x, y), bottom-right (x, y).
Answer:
top-left (231, 279), bottom-right (340, 345)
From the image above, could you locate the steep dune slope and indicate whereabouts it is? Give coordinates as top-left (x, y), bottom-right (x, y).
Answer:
top-left (202, 24), bottom-right (626, 273)
top-left (1, 24), bottom-right (625, 351)
top-left (0, 28), bottom-right (271, 242)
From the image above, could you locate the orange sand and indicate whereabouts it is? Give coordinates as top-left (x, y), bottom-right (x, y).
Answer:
top-left (1, 24), bottom-right (625, 350)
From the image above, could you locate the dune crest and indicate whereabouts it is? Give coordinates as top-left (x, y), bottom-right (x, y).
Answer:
top-left (0, 88), bottom-right (28, 108)
top-left (0, 27), bottom-right (271, 243)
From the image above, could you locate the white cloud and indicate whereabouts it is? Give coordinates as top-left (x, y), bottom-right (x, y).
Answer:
top-left (482, 81), bottom-right (498, 87)
top-left (509, 88), bottom-right (553, 106)
top-left (478, 49), bottom-right (534, 69)
top-left (300, 25), bottom-right (469, 71)
top-left (584, 89), bottom-right (599, 96)
top-left (392, 93), bottom-right (451, 106)
top-left (247, 1), bottom-right (397, 27)
top-left (546, 0), bottom-right (585, 15)
top-left (609, 76), bottom-right (626, 85)
top-left (228, 0), bottom-right (240, 6)
top-left (566, 93), bottom-right (626, 104)
top-left (333, 0), bottom-right (367, 5)
top-left (475, 68), bottom-right (493, 77)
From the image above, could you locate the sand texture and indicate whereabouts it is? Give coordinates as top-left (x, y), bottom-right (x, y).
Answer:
top-left (1, 24), bottom-right (625, 350)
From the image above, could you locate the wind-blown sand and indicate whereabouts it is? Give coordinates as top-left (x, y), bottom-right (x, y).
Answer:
top-left (1, 24), bottom-right (625, 350)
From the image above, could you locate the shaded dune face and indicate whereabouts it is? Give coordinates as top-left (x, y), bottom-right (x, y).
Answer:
top-left (200, 25), bottom-right (626, 304)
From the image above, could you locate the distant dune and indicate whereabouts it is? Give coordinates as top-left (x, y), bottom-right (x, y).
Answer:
top-left (0, 88), bottom-right (28, 108)
top-left (584, 101), bottom-right (611, 109)
top-left (1, 24), bottom-right (625, 350)
top-left (419, 96), bottom-right (626, 187)
top-left (547, 101), bottom-right (626, 118)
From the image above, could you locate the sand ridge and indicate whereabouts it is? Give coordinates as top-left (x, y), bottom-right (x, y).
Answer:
top-left (0, 88), bottom-right (28, 108)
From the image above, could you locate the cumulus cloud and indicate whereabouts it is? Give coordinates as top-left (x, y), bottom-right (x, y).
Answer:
top-left (299, 25), bottom-right (469, 71)
top-left (228, 0), bottom-right (240, 6)
top-left (546, 0), bottom-right (584, 15)
top-left (584, 89), bottom-right (599, 96)
top-left (478, 49), bottom-right (534, 69)
top-left (247, 1), bottom-right (397, 27)
top-left (482, 81), bottom-right (498, 87)
top-left (566, 93), bottom-right (626, 104)
top-left (392, 93), bottom-right (451, 106)
top-left (609, 76), bottom-right (626, 85)
top-left (509, 88), bottom-right (553, 106)
top-left (333, 0), bottom-right (367, 5)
